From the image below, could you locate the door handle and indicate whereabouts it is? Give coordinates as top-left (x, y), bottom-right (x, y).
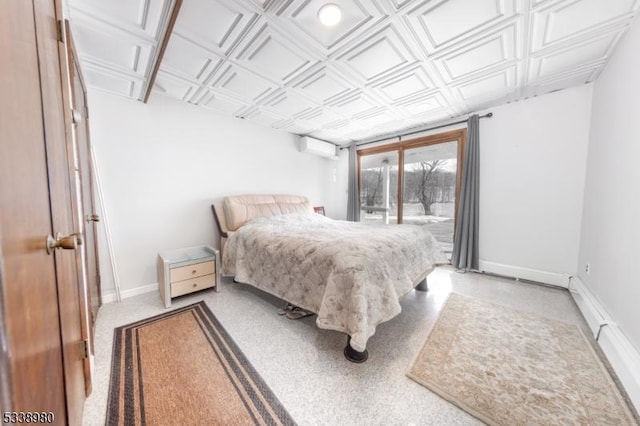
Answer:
top-left (46, 232), bottom-right (78, 255)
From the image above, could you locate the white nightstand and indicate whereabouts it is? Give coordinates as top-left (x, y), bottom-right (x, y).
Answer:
top-left (157, 245), bottom-right (220, 308)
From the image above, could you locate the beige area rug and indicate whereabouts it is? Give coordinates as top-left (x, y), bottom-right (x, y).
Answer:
top-left (106, 301), bottom-right (296, 425)
top-left (408, 293), bottom-right (638, 425)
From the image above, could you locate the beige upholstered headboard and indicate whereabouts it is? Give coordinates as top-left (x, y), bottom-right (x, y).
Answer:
top-left (223, 194), bottom-right (313, 231)
top-left (212, 194), bottom-right (314, 256)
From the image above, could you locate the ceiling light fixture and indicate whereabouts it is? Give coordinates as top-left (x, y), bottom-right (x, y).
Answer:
top-left (318, 3), bottom-right (342, 27)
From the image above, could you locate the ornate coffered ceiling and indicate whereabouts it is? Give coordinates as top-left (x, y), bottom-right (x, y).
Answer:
top-left (66, 0), bottom-right (640, 145)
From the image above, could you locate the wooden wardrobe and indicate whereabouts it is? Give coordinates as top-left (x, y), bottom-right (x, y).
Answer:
top-left (0, 1), bottom-right (101, 424)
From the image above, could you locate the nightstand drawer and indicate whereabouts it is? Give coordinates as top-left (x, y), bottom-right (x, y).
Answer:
top-left (170, 261), bottom-right (215, 283)
top-left (158, 246), bottom-right (219, 308)
top-left (171, 274), bottom-right (215, 298)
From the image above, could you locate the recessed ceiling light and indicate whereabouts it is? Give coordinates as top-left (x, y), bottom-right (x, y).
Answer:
top-left (318, 3), bottom-right (342, 27)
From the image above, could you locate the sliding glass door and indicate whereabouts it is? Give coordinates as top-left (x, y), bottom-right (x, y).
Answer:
top-left (357, 129), bottom-right (466, 259)
top-left (402, 141), bottom-right (459, 256)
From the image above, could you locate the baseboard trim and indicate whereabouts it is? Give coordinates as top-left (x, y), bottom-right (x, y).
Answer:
top-left (101, 283), bottom-right (157, 304)
top-left (478, 260), bottom-right (571, 288)
top-left (569, 276), bottom-right (640, 412)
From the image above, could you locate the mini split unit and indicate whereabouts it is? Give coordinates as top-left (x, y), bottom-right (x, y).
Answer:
top-left (298, 136), bottom-right (339, 160)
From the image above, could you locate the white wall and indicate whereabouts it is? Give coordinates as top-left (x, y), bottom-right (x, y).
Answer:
top-left (87, 91), bottom-right (341, 299)
top-left (578, 16), bottom-right (640, 352)
top-left (89, 80), bottom-right (594, 299)
top-left (478, 85), bottom-right (593, 283)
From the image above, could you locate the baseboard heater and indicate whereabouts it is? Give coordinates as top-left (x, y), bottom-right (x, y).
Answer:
top-left (569, 276), bottom-right (640, 412)
top-left (478, 260), bottom-right (571, 288)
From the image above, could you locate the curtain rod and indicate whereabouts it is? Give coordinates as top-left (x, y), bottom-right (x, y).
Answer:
top-left (340, 112), bottom-right (493, 150)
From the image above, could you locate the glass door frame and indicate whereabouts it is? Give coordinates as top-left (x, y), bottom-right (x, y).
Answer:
top-left (357, 128), bottom-right (467, 226)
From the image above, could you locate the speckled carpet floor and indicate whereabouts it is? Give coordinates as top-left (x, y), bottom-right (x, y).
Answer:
top-left (84, 268), bottom-right (638, 425)
top-left (106, 301), bottom-right (295, 425)
top-left (408, 293), bottom-right (638, 425)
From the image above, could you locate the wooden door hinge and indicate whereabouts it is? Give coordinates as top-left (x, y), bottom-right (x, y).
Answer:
top-left (79, 339), bottom-right (89, 359)
top-left (71, 109), bottom-right (82, 125)
top-left (56, 19), bottom-right (64, 43)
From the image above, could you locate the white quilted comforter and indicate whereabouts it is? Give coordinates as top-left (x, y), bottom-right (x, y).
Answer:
top-left (222, 214), bottom-right (447, 352)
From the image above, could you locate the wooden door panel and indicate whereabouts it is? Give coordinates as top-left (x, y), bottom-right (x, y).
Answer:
top-left (70, 53), bottom-right (101, 325)
top-left (76, 89), bottom-right (102, 326)
top-left (64, 22), bottom-right (100, 395)
top-left (0, 0), bottom-right (67, 419)
top-left (34, 2), bottom-right (89, 424)
top-left (1, 1), bottom-right (91, 424)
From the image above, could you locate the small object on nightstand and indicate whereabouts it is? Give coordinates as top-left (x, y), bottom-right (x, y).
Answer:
top-left (313, 206), bottom-right (325, 215)
top-left (157, 245), bottom-right (220, 308)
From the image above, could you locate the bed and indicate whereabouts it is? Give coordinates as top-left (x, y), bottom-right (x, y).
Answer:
top-left (212, 194), bottom-right (447, 362)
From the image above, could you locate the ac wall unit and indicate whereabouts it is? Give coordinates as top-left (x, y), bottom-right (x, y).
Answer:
top-left (298, 136), bottom-right (339, 160)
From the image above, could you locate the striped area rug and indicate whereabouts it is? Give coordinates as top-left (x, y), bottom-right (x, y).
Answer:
top-left (106, 301), bottom-right (295, 425)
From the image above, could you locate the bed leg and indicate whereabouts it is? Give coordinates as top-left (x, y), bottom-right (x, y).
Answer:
top-left (343, 336), bottom-right (368, 363)
top-left (415, 278), bottom-right (428, 292)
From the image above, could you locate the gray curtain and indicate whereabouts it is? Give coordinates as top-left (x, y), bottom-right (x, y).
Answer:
top-left (346, 143), bottom-right (360, 221)
top-left (452, 114), bottom-right (480, 270)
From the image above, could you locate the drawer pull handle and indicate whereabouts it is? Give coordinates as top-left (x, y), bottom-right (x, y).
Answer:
top-left (192, 270), bottom-right (197, 274)
top-left (193, 283), bottom-right (197, 287)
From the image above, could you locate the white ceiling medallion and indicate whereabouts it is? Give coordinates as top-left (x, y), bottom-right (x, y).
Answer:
top-left (318, 3), bottom-right (342, 27)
